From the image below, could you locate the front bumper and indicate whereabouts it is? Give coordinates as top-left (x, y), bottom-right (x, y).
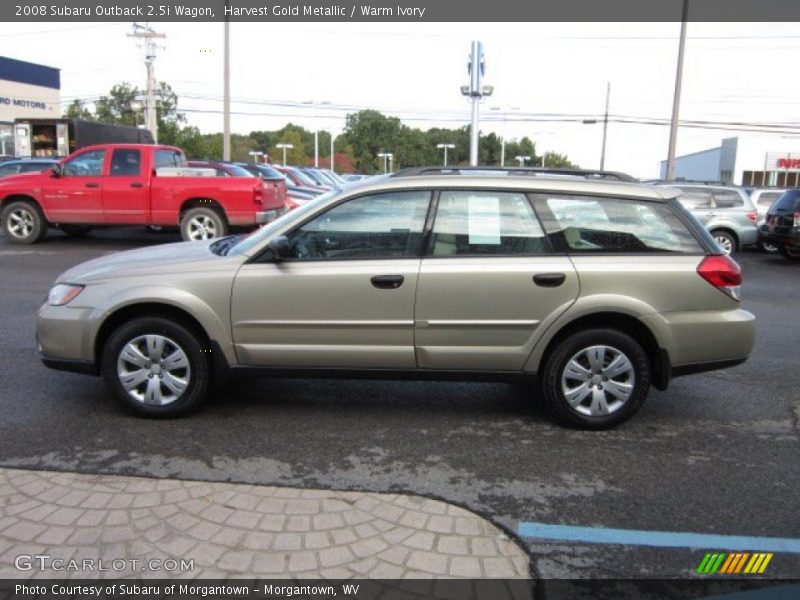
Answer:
top-left (37, 302), bottom-right (97, 373)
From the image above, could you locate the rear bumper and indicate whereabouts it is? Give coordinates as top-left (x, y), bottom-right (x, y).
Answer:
top-left (758, 226), bottom-right (799, 249)
top-left (255, 206), bottom-right (288, 224)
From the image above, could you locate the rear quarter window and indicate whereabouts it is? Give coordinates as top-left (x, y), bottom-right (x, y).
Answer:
top-left (536, 194), bottom-right (703, 254)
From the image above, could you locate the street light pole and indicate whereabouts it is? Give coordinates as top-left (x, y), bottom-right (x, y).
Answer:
top-left (276, 143), bottom-right (293, 166)
top-left (515, 155), bottom-right (531, 167)
top-left (666, 0), bottom-right (689, 180)
top-left (600, 82), bottom-right (610, 170)
top-left (305, 100), bottom-right (331, 168)
top-left (437, 143), bottom-right (455, 166)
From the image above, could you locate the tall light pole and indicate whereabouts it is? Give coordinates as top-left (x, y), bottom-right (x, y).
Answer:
top-left (304, 100), bottom-right (331, 168)
top-left (666, 0), bottom-right (689, 180)
top-left (437, 143), bottom-right (455, 166)
top-left (249, 151), bottom-right (264, 163)
top-left (223, 7), bottom-right (230, 161)
top-left (377, 152), bottom-right (393, 174)
top-left (461, 41), bottom-right (493, 166)
top-left (515, 155), bottom-right (531, 167)
top-left (276, 143), bottom-right (293, 166)
top-left (329, 131), bottom-right (337, 173)
top-left (600, 82), bottom-right (610, 170)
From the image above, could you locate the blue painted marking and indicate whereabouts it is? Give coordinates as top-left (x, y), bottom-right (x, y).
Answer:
top-left (517, 522), bottom-right (800, 553)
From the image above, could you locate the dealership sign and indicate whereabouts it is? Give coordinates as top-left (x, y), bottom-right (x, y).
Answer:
top-left (0, 96), bottom-right (49, 110)
top-left (777, 157), bottom-right (800, 169)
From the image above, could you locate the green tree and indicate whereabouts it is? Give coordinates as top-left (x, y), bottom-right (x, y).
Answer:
top-left (342, 110), bottom-right (404, 173)
top-left (62, 99), bottom-right (94, 120)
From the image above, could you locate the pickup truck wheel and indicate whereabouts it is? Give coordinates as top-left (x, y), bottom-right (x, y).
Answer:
top-left (540, 329), bottom-right (650, 429)
top-left (60, 225), bottom-right (92, 238)
top-left (2, 200), bottom-right (47, 244)
top-left (102, 317), bottom-right (210, 417)
top-left (180, 207), bottom-right (228, 241)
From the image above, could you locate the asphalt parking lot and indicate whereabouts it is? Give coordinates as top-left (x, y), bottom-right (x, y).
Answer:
top-left (1, 227), bottom-right (798, 584)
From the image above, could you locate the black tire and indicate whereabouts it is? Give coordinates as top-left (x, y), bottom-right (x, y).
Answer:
top-left (102, 317), bottom-right (210, 417)
top-left (60, 225), bottom-right (92, 238)
top-left (778, 245), bottom-right (800, 262)
top-left (179, 206), bottom-right (228, 242)
top-left (1, 200), bottom-right (47, 244)
top-left (710, 229), bottom-right (737, 255)
top-left (759, 241), bottom-right (779, 254)
top-left (540, 328), bottom-right (650, 429)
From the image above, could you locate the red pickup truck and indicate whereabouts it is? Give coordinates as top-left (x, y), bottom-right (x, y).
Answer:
top-left (0, 144), bottom-right (286, 244)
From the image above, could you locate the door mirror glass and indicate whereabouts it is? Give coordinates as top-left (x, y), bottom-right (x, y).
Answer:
top-left (267, 235), bottom-right (291, 259)
top-left (50, 163), bottom-right (62, 177)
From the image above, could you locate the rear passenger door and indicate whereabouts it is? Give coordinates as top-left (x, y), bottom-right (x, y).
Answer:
top-left (414, 190), bottom-right (579, 371)
top-left (102, 148), bottom-right (149, 223)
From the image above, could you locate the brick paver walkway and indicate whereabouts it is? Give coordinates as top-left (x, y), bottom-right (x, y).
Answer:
top-left (0, 468), bottom-right (530, 579)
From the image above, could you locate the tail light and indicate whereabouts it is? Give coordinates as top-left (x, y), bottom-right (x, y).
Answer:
top-left (697, 255), bottom-right (742, 301)
top-left (745, 211), bottom-right (757, 223)
top-left (794, 212), bottom-right (800, 228)
top-left (253, 184), bottom-right (264, 206)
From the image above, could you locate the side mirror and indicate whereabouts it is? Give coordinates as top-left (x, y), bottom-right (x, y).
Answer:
top-left (267, 235), bottom-right (291, 260)
top-left (51, 164), bottom-right (62, 177)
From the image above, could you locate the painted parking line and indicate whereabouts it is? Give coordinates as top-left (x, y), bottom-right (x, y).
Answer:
top-left (517, 522), bottom-right (800, 553)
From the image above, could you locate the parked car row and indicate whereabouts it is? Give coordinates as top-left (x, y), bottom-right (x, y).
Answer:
top-left (645, 180), bottom-right (799, 261)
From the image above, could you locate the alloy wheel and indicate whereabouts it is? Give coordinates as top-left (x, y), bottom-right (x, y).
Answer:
top-left (561, 345), bottom-right (635, 417)
top-left (116, 334), bottom-right (191, 406)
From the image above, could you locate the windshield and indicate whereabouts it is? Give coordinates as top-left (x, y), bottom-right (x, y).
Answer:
top-left (227, 188), bottom-right (342, 256)
top-left (289, 168), bottom-right (318, 186)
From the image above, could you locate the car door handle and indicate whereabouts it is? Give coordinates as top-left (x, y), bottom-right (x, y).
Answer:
top-left (371, 275), bottom-right (404, 289)
top-left (533, 273), bottom-right (566, 287)
top-left (130, 182), bottom-right (144, 188)
top-left (85, 182), bottom-right (100, 189)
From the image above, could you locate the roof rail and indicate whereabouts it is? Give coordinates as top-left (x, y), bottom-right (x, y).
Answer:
top-left (390, 166), bottom-right (638, 182)
top-left (645, 179), bottom-right (728, 186)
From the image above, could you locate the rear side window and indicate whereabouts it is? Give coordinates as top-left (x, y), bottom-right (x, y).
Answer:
top-left (537, 194), bottom-right (703, 254)
top-left (774, 190), bottom-right (800, 212)
top-left (20, 162), bottom-right (50, 173)
top-left (712, 189), bottom-right (745, 208)
top-left (110, 149), bottom-right (141, 177)
top-left (0, 163), bottom-right (20, 176)
top-left (430, 191), bottom-right (549, 256)
top-left (755, 191), bottom-right (782, 208)
top-left (676, 188), bottom-right (713, 209)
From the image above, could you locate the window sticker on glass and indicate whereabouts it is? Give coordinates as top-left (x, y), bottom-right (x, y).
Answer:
top-left (468, 195), bottom-right (501, 245)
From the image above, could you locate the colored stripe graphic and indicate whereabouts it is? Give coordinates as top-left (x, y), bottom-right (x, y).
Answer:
top-left (517, 522), bottom-right (800, 552)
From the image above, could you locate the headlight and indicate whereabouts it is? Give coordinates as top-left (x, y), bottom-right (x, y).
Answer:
top-left (48, 283), bottom-right (84, 306)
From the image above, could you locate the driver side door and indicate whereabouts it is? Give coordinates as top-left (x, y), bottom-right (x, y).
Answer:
top-left (41, 149), bottom-right (106, 224)
top-left (231, 190), bottom-right (431, 369)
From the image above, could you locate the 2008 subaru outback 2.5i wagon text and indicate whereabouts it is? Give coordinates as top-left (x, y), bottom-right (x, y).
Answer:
top-left (36, 169), bottom-right (756, 428)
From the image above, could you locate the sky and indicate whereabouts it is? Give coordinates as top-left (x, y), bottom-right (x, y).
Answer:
top-left (1, 21), bottom-right (799, 177)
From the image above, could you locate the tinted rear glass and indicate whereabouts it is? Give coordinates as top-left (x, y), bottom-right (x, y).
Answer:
top-left (774, 190), bottom-right (800, 212)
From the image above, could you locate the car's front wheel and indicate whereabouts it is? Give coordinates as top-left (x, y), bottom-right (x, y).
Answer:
top-left (2, 200), bottom-right (47, 244)
top-left (540, 329), bottom-right (650, 429)
top-left (102, 317), bottom-right (210, 417)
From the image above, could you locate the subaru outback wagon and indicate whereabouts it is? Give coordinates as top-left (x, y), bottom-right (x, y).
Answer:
top-left (37, 170), bottom-right (756, 428)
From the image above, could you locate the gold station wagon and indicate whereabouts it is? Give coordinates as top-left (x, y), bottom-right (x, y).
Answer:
top-left (36, 168), bottom-right (756, 428)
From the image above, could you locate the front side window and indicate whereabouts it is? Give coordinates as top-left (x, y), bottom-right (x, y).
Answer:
top-left (109, 149), bottom-right (141, 177)
top-left (285, 191), bottom-right (430, 260)
top-left (540, 195), bottom-right (702, 253)
top-left (63, 150), bottom-right (105, 177)
top-left (430, 191), bottom-right (549, 256)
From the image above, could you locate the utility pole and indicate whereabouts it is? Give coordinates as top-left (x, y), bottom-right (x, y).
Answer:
top-left (461, 41), bottom-right (493, 166)
top-left (600, 82), bottom-right (610, 170)
top-left (666, 0), bottom-right (689, 180)
top-left (223, 4), bottom-right (231, 161)
top-left (128, 23), bottom-right (165, 144)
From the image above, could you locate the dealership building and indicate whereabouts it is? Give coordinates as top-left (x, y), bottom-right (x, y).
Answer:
top-left (0, 56), bottom-right (62, 157)
top-left (659, 136), bottom-right (800, 187)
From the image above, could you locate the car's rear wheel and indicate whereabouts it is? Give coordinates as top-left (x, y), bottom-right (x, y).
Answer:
top-left (759, 241), bottom-right (779, 254)
top-left (180, 207), bottom-right (228, 241)
top-left (541, 329), bottom-right (650, 429)
top-left (102, 317), bottom-right (210, 417)
top-left (711, 230), bottom-right (737, 255)
top-left (778, 245), bottom-right (800, 262)
top-left (2, 200), bottom-right (47, 244)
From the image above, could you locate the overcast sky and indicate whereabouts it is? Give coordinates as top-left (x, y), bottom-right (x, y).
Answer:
top-left (1, 21), bottom-right (799, 176)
